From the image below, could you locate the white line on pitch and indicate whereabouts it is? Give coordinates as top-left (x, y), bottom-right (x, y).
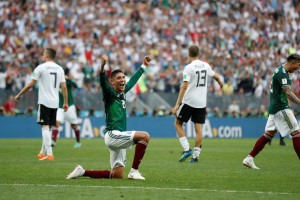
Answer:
top-left (0, 183), bottom-right (293, 195)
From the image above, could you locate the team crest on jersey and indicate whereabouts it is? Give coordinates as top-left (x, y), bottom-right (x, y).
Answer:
top-left (282, 78), bottom-right (287, 84)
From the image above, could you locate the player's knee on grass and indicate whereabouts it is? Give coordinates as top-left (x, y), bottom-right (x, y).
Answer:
top-left (112, 167), bottom-right (124, 179)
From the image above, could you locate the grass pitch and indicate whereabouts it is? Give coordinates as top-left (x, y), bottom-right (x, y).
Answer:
top-left (0, 138), bottom-right (299, 200)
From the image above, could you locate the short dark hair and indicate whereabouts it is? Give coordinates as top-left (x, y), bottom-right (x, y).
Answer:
top-left (64, 67), bottom-right (70, 75)
top-left (188, 45), bottom-right (199, 58)
top-left (111, 69), bottom-right (124, 78)
top-left (45, 48), bottom-right (56, 59)
top-left (287, 54), bottom-right (300, 63)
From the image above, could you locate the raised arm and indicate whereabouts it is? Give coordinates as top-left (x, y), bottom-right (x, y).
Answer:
top-left (100, 54), bottom-right (108, 73)
top-left (99, 54), bottom-right (111, 91)
top-left (125, 56), bottom-right (151, 92)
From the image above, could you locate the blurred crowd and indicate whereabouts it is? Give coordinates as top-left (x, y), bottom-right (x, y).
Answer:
top-left (1, 0), bottom-right (300, 114)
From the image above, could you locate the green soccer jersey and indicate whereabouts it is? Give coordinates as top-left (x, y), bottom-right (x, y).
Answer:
top-left (59, 79), bottom-right (78, 108)
top-left (100, 68), bottom-right (144, 133)
top-left (268, 65), bottom-right (291, 114)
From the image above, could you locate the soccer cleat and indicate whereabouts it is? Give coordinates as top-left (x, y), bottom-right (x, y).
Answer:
top-left (189, 157), bottom-right (198, 163)
top-left (66, 165), bottom-right (85, 179)
top-left (37, 153), bottom-right (45, 159)
top-left (74, 142), bottom-right (81, 148)
top-left (128, 169), bottom-right (145, 180)
top-left (39, 155), bottom-right (54, 161)
top-left (279, 141), bottom-right (286, 146)
top-left (242, 156), bottom-right (260, 169)
top-left (179, 149), bottom-right (193, 162)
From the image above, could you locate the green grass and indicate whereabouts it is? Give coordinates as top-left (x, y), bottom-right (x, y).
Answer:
top-left (0, 138), bottom-right (299, 200)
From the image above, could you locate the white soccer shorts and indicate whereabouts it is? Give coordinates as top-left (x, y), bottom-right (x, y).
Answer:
top-left (56, 105), bottom-right (78, 124)
top-left (104, 130), bottom-right (136, 169)
top-left (265, 109), bottom-right (299, 137)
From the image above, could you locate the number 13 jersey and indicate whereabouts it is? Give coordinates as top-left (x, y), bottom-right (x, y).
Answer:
top-left (182, 60), bottom-right (215, 108)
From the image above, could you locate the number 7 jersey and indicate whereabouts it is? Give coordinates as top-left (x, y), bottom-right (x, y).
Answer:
top-left (31, 61), bottom-right (66, 108)
top-left (182, 60), bottom-right (215, 108)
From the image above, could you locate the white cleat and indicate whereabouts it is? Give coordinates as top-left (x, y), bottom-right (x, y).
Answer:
top-left (66, 165), bottom-right (85, 179)
top-left (128, 169), bottom-right (145, 180)
top-left (242, 156), bottom-right (260, 169)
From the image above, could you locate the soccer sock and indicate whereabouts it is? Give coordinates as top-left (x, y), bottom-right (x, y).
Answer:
top-left (192, 147), bottom-right (201, 159)
top-left (249, 133), bottom-right (273, 158)
top-left (292, 132), bottom-right (300, 159)
top-left (74, 129), bottom-right (80, 143)
top-left (42, 128), bottom-right (53, 156)
top-left (52, 127), bottom-right (59, 142)
top-left (280, 135), bottom-right (284, 143)
top-left (40, 141), bottom-right (46, 155)
top-left (179, 137), bottom-right (190, 151)
top-left (132, 141), bottom-right (148, 170)
top-left (83, 170), bottom-right (111, 179)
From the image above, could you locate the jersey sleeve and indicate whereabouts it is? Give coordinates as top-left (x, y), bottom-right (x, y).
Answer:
top-left (31, 66), bottom-right (41, 81)
top-left (60, 70), bottom-right (66, 83)
top-left (182, 66), bottom-right (191, 82)
top-left (275, 71), bottom-right (291, 88)
top-left (99, 72), bottom-right (116, 97)
top-left (207, 65), bottom-right (215, 77)
top-left (125, 68), bottom-right (144, 93)
top-left (69, 79), bottom-right (78, 88)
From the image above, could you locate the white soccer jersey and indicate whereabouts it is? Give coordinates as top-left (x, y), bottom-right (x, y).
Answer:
top-left (182, 60), bottom-right (215, 108)
top-left (31, 61), bottom-right (65, 108)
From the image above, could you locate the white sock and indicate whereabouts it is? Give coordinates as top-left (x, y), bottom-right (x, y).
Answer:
top-left (130, 168), bottom-right (138, 172)
top-left (42, 128), bottom-right (53, 156)
top-left (179, 137), bottom-right (190, 151)
top-left (40, 141), bottom-right (46, 155)
top-left (192, 147), bottom-right (201, 159)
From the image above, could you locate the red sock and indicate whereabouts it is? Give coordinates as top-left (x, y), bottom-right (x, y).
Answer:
top-left (52, 127), bottom-right (59, 142)
top-left (292, 133), bottom-right (300, 159)
top-left (83, 170), bottom-right (111, 178)
top-left (75, 129), bottom-right (80, 142)
top-left (249, 133), bottom-right (273, 158)
top-left (132, 141), bottom-right (148, 170)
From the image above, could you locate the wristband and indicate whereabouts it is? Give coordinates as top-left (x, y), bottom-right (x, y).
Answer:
top-left (141, 64), bottom-right (147, 69)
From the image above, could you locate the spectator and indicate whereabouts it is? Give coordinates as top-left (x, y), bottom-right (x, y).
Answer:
top-left (3, 95), bottom-right (17, 115)
top-left (254, 79), bottom-right (264, 98)
top-left (82, 64), bottom-right (94, 91)
top-left (223, 80), bottom-right (234, 95)
top-left (0, 1), bottom-right (300, 113)
top-left (237, 72), bottom-right (254, 96)
top-left (212, 106), bottom-right (222, 118)
top-left (0, 106), bottom-right (4, 116)
top-left (130, 107), bottom-right (137, 117)
top-left (0, 68), bottom-right (6, 90)
top-left (228, 99), bottom-right (240, 116)
top-left (142, 107), bottom-right (149, 117)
